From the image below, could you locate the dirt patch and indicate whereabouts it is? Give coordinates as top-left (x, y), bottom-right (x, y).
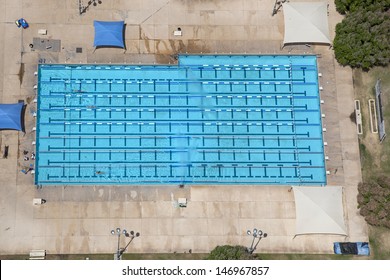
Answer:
top-left (154, 39), bottom-right (210, 64)
top-left (154, 54), bottom-right (175, 64)
top-left (18, 63), bottom-right (24, 85)
top-left (353, 66), bottom-right (390, 179)
top-left (26, 96), bottom-right (34, 104)
top-left (349, 111), bottom-right (356, 124)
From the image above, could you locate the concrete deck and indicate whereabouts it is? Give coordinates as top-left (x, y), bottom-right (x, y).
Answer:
top-left (0, 0), bottom-right (368, 255)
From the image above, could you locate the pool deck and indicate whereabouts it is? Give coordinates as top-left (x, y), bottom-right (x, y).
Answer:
top-left (0, 0), bottom-right (367, 255)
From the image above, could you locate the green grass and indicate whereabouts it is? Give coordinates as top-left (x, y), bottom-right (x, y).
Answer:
top-left (353, 66), bottom-right (390, 259)
top-left (122, 253), bottom-right (208, 260)
top-left (0, 252), bottom-right (370, 260)
top-left (369, 226), bottom-right (390, 259)
top-left (358, 142), bottom-right (374, 179)
top-left (376, 71), bottom-right (390, 177)
top-left (0, 253), bottom-right (209, 261)
top-left (354, 67), bottom-right (390, 179)
top-left (257, 254), bottom-right (359, 260)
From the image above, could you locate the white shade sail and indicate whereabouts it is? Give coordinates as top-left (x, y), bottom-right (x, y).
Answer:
top-left (293, 186), bottom-right (347, 236)
top-left (283, 2), bottom-right (331, 46)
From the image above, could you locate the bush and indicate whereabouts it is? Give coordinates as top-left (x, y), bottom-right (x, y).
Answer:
top-left (357, 177), bottom-right (390, 228)
top-left (207, 245), bottom-right (258, 260)
top-left (335, 0), bottom-right (390, 14)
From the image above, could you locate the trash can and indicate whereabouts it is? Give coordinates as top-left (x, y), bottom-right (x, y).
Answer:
top-left (178, 198), bottom-right (187, 207)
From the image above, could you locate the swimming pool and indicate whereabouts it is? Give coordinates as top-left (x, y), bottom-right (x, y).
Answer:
top-left (35, 55), bottom-right (326, 185)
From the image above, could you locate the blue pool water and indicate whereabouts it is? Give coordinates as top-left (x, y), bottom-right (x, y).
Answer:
top-left (35, 55), bottom-right (326, 185)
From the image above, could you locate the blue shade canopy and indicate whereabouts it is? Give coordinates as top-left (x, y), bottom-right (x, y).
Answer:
top-left (93, 21), bottom-right (125, 48)
top-left (0, 103), bottom-right (24, 131)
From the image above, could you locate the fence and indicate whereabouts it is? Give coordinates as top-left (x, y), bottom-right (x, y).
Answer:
top-left (375, 79), bottom-right (386, 142)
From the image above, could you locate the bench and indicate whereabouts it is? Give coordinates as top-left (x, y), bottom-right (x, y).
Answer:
top-left (355, 100), bottom-right (363, 135)
top-left (38, 29), bottom-right (47, 35)
top-left (368, 99), bottom-right (378, 134)
top-left (29, 250), bottom-right (46, 258)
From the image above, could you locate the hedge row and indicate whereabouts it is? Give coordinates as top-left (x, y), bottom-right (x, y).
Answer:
top-left (333, 2), bottom-right (390, 70)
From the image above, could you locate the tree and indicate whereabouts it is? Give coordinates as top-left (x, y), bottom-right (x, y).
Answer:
top-left (335, 0), bottom-right (390, 14)
top-left (206, 245), bottom-right (258, 260)
top-left (333, 6), bottom-right (390, 70)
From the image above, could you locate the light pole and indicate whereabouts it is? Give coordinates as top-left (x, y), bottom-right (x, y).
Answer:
top-left (110, 227), bottom-right (140, 260)
top-left (272, 0), bottom-right (287, 16)
top-left (246, 228), bottom-right (267, 254)
top-left (79, 0), bottom-right (103, 15)
top-left (121, 231), bottom-right (140, 256)
top-left (111, 227), bottom-right (126, 260)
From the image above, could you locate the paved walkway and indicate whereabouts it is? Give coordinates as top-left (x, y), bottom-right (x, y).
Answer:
top-left (0, 0), bottom-right (367, 255)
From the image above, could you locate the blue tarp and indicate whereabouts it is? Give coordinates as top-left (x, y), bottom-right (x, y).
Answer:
top-left (0, 103), bottom-right (24, 131)
top-left (334, 242), bottom-right (370, 256)
top-left (93, 21), bottom-right (125, 48)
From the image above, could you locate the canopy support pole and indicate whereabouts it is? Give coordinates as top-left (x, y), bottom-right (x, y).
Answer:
top-left (272, 0), bottom-right (287, 16)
